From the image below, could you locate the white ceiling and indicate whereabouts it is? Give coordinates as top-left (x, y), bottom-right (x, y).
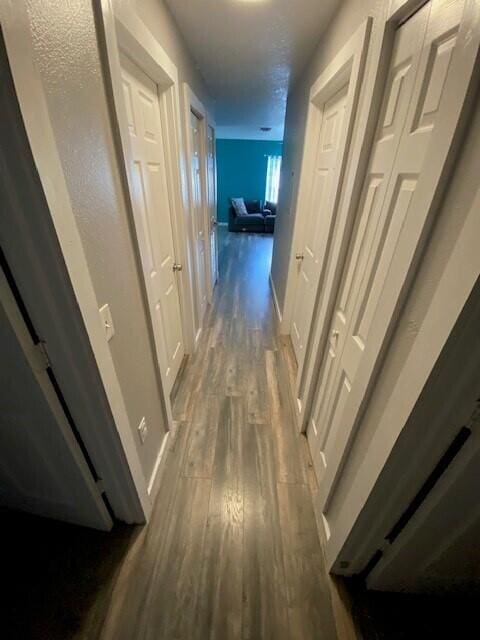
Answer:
top-left (165, 0), bottom-right (339, 140)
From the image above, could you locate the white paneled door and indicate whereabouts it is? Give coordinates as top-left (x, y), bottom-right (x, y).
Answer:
top-left (307, 7), bottom-right (428, 479)
top-left (120, 54), bottom-right (184, 395)
top-left (190, 109), bottom-right (208, 327)
top-left (291, 84), bottom-right (348, 367)
top-left (207, 124), bottom-right (218, 294)
top-left (307, 0), bottom-right (473, 508)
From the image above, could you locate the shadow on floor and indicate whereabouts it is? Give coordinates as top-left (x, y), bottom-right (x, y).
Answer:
top-left (0, 507), bottom-right (139, 640)
top-left (346, 578), bottom-right (480, 639)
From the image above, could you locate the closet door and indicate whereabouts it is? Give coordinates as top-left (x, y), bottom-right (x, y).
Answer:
top-left (307, 3), bottom-right (430, 477)
top-left (121, 54), bottom-right (185, 394)
top-left (190, 109), bottom-right (208, 327)
top-left (291, 84), bottom-right (348, 367)
top-left (207, 124), bottom-right (218, 293)
top-left (308, 0), bottom-right (473, 510)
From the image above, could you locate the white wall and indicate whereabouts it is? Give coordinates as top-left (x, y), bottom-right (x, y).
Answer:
top-left (21, 0), bottom-right (213, 484)
top-left (131, 0), bottom-right (214, 116)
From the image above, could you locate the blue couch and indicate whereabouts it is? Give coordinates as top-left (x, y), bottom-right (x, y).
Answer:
top-left (228, 198), bottom-right (276, 233)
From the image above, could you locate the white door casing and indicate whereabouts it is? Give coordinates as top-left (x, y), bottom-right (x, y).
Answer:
top-left (182, 84), bottom-right (211, 347)
top-left (207, 124), bottom-right (219, 291)
top-left (190, 109), bottom-right (208, 327)
top-left (120, 53), bottom-right (185, 396)
top-left (308, 0), bottom-right (477, 515)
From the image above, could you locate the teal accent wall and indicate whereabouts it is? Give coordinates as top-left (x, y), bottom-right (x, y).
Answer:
top-left (216, 139), bottom-right (283, 223)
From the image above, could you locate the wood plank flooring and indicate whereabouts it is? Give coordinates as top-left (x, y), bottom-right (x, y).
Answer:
top-left (98, 229), bottom-right (339, 640)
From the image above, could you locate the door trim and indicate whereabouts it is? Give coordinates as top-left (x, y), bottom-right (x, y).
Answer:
top-left (290, 1), bottom-right (444, 435)
top-left (101, 1), bottom-right (197, 360)
top-left (206, 119), bottom-right (219, 296)
top-left (318, 0), bottom-right (480, 513)
top-left (332, 188), bottom-right (480, 575)
top-left (279, 18), bottom-right (372, 426)
top-left (298, 0), bottom-right (480, 569)
top-left (0, 7), bottom-right (150, 523)
top-left (98, 2), bottom-right (197, 434)
top-left (182, 83), bottom-right (212, 345)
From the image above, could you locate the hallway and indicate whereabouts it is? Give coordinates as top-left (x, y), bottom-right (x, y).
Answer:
top-left (2, 1), bottom-right (480, 637)
top-left (98, 229), bottom-right (338, 639)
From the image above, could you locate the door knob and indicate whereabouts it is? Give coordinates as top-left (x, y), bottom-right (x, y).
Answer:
top-left (295, 253), bottom-right (304, 260)
top-left (173, 263), bottom-right (183, 272)
top-left (212, 220), bottom-right (217, 227)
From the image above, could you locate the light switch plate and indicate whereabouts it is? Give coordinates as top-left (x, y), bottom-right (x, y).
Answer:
top-left (99, 303), bottom-right (115, 342)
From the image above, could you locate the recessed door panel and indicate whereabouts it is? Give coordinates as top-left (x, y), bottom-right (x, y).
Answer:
top-left (120, 53), bottom-right (184, 395)
top-left (307, 0), bottom-right (470, 512)
top-left (290, 84), bottom-right (348, 364)
top-left (307, 2), bottom-right (430, 491)
top-left (207, 124), bottom-right (218, 293)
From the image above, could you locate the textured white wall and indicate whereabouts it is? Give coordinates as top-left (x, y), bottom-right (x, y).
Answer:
top-left (22, 0), bottom-right (212, 483)
top-left (131, 0), bottom-right (215, 116)
top-left (24, 0), bottom-right (167, 481)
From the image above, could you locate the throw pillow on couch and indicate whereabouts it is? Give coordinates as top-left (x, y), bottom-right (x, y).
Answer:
top-left (231, 197), bottom-right (249, 216)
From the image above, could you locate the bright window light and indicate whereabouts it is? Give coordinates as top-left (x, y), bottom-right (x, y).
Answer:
top-left (265, 155), bottom-right (282, 204)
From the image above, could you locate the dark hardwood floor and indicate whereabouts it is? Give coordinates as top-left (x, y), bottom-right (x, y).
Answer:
top-left (0, 230), bottom-right (338, 639)
top-left (96, 229), bottom-right (338, 640)
top-left (3, 230), bottom-right (478, 639)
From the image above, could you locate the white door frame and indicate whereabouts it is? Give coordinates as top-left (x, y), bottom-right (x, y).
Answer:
top-left (206, 117), bottom-right (219, 292)
top-left (0, 4), bottom-right (151, 523)
top-left (182, 83), bottom-right (212, 342)
top-left (283, 19), bottom-right (371, 420)
top-left (317, 0), bottom-right (479, 512)
top-left (297, 0), bottom-right (480, 567)
top-left (99, 1), bottom-right (197, 368)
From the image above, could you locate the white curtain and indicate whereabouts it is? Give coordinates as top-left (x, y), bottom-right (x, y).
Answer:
top-left (265, 155), bottom-right (282, 204)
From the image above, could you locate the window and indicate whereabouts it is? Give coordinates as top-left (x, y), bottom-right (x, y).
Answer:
top-left (265, 155), bottom-right (282, 204)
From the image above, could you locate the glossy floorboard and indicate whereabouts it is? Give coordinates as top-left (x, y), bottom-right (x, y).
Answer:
top-left (0, 230), bottom-right (339, 640)
top-left (98, 230), bottom-right (338, 640)
top-left (3, 233), bottom-right (479, 639)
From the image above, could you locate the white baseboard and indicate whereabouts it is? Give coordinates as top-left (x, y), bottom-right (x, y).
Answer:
top-left (147, 430), bottom-right (170, 496)
top-left (269, 272), bottom-right (283, 324)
